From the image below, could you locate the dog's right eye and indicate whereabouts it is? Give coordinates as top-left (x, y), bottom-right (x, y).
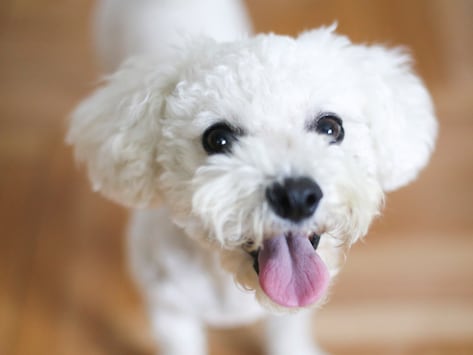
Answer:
top-left (306, 113), bottom-right (345, 144)
top-left (202, 123), bottom-right (239, 155)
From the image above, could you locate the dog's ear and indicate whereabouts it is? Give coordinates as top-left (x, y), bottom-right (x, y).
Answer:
top-left (67, 57), bottom-right (178, 207)
top-left (360, 46), bottom-right (437, 192)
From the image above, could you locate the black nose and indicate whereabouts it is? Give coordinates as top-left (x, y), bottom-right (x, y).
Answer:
top-left (266, 177), bottom-right (323, 223)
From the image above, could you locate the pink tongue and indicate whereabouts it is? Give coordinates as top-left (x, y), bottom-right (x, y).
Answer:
top-left (258, 234), bottom-right (329, 308)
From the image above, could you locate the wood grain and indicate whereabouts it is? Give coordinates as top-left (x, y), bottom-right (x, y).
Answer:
top-left (1, 1), bottom-right (472, 354)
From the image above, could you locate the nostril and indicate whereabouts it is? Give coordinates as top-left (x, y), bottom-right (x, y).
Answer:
top-left (266, 177), bottom-right (323, 223)
top-left (266, 183), bottom-right (291, 219)
top-left (305, 192), bottom-right (317, 208)
top-left (279, 194), bottom-right (291, 213)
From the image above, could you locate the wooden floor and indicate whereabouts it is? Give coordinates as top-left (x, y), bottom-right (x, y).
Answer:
top-left (1, 1), bottom-right (473, 354)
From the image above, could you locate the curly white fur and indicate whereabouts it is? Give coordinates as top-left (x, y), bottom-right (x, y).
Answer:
top-left (67, 1), bottom-right (437, 354)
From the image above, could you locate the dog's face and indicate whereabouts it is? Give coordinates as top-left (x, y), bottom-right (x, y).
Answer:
top-left (68, 28), bottom-right (437, 310)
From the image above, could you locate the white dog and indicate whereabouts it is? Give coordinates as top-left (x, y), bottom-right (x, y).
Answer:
top-left (67, 1), bottom-right (437, 354)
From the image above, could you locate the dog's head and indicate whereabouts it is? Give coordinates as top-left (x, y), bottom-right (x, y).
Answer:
top-left (68, 27), bottom-right (437, 310)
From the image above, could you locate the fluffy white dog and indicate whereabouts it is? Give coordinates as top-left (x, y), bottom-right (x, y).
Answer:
top-left (68, 1), bottom-right (437, 354)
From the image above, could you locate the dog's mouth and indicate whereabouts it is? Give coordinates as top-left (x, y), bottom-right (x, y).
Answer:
top-left (246, 232), bottom-right (329, 308)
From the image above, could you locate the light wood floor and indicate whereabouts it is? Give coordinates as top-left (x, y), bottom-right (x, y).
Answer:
top-left (1, 1), bottom-right (472, 354)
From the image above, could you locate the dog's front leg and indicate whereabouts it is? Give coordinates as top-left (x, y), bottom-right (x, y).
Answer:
top-left (149, 308), bottom-right (207, 355)
top-left (265, 311), bottom-right (327, 355)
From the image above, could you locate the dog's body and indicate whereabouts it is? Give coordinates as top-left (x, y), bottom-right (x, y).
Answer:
top-left (68, 1), bottom-right (437, 354)
top-left (94, 0), bottom-right (252, 72)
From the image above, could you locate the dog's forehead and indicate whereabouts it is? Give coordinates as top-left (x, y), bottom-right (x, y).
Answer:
top-left (171, 35), bottom-right (367, 131)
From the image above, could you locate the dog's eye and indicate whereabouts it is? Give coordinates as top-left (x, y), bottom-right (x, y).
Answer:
top-left (202, 122), bottom-right (239, 155)
top-left (309, 113), bottom-right (344, 144)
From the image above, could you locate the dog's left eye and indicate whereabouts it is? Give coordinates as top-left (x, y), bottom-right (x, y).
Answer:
top-left (202, 122), bottom-right (240, 155)
top-left (308, 113), bottom-right (344, 144)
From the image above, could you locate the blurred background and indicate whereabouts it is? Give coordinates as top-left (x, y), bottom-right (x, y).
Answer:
top-left (1, 0), bottom-right (472, 354)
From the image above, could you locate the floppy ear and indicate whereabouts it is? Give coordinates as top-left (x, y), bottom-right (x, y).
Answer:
top-left (361, 46), bottom-right (437, 192)
top-left (67, 57), bottom-right (177, 207)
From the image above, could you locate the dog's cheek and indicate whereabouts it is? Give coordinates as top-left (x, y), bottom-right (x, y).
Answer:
top-left (190, 159), bottom-right (266, 246)
top-left (313, 155), bottom-right (383, 245)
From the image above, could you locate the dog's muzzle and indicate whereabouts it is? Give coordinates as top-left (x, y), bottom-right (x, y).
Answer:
top-left (239, 177), bottom-right (328, 308)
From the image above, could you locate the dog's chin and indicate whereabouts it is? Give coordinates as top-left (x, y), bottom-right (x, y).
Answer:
top-left (219, 229), bottom-right (334, 312)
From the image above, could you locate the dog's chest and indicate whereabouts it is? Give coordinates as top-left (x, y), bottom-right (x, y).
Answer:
top-left (162, 243), bottom-right (265, 326)
top-left (130, 209), bottom-right (265, 326)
